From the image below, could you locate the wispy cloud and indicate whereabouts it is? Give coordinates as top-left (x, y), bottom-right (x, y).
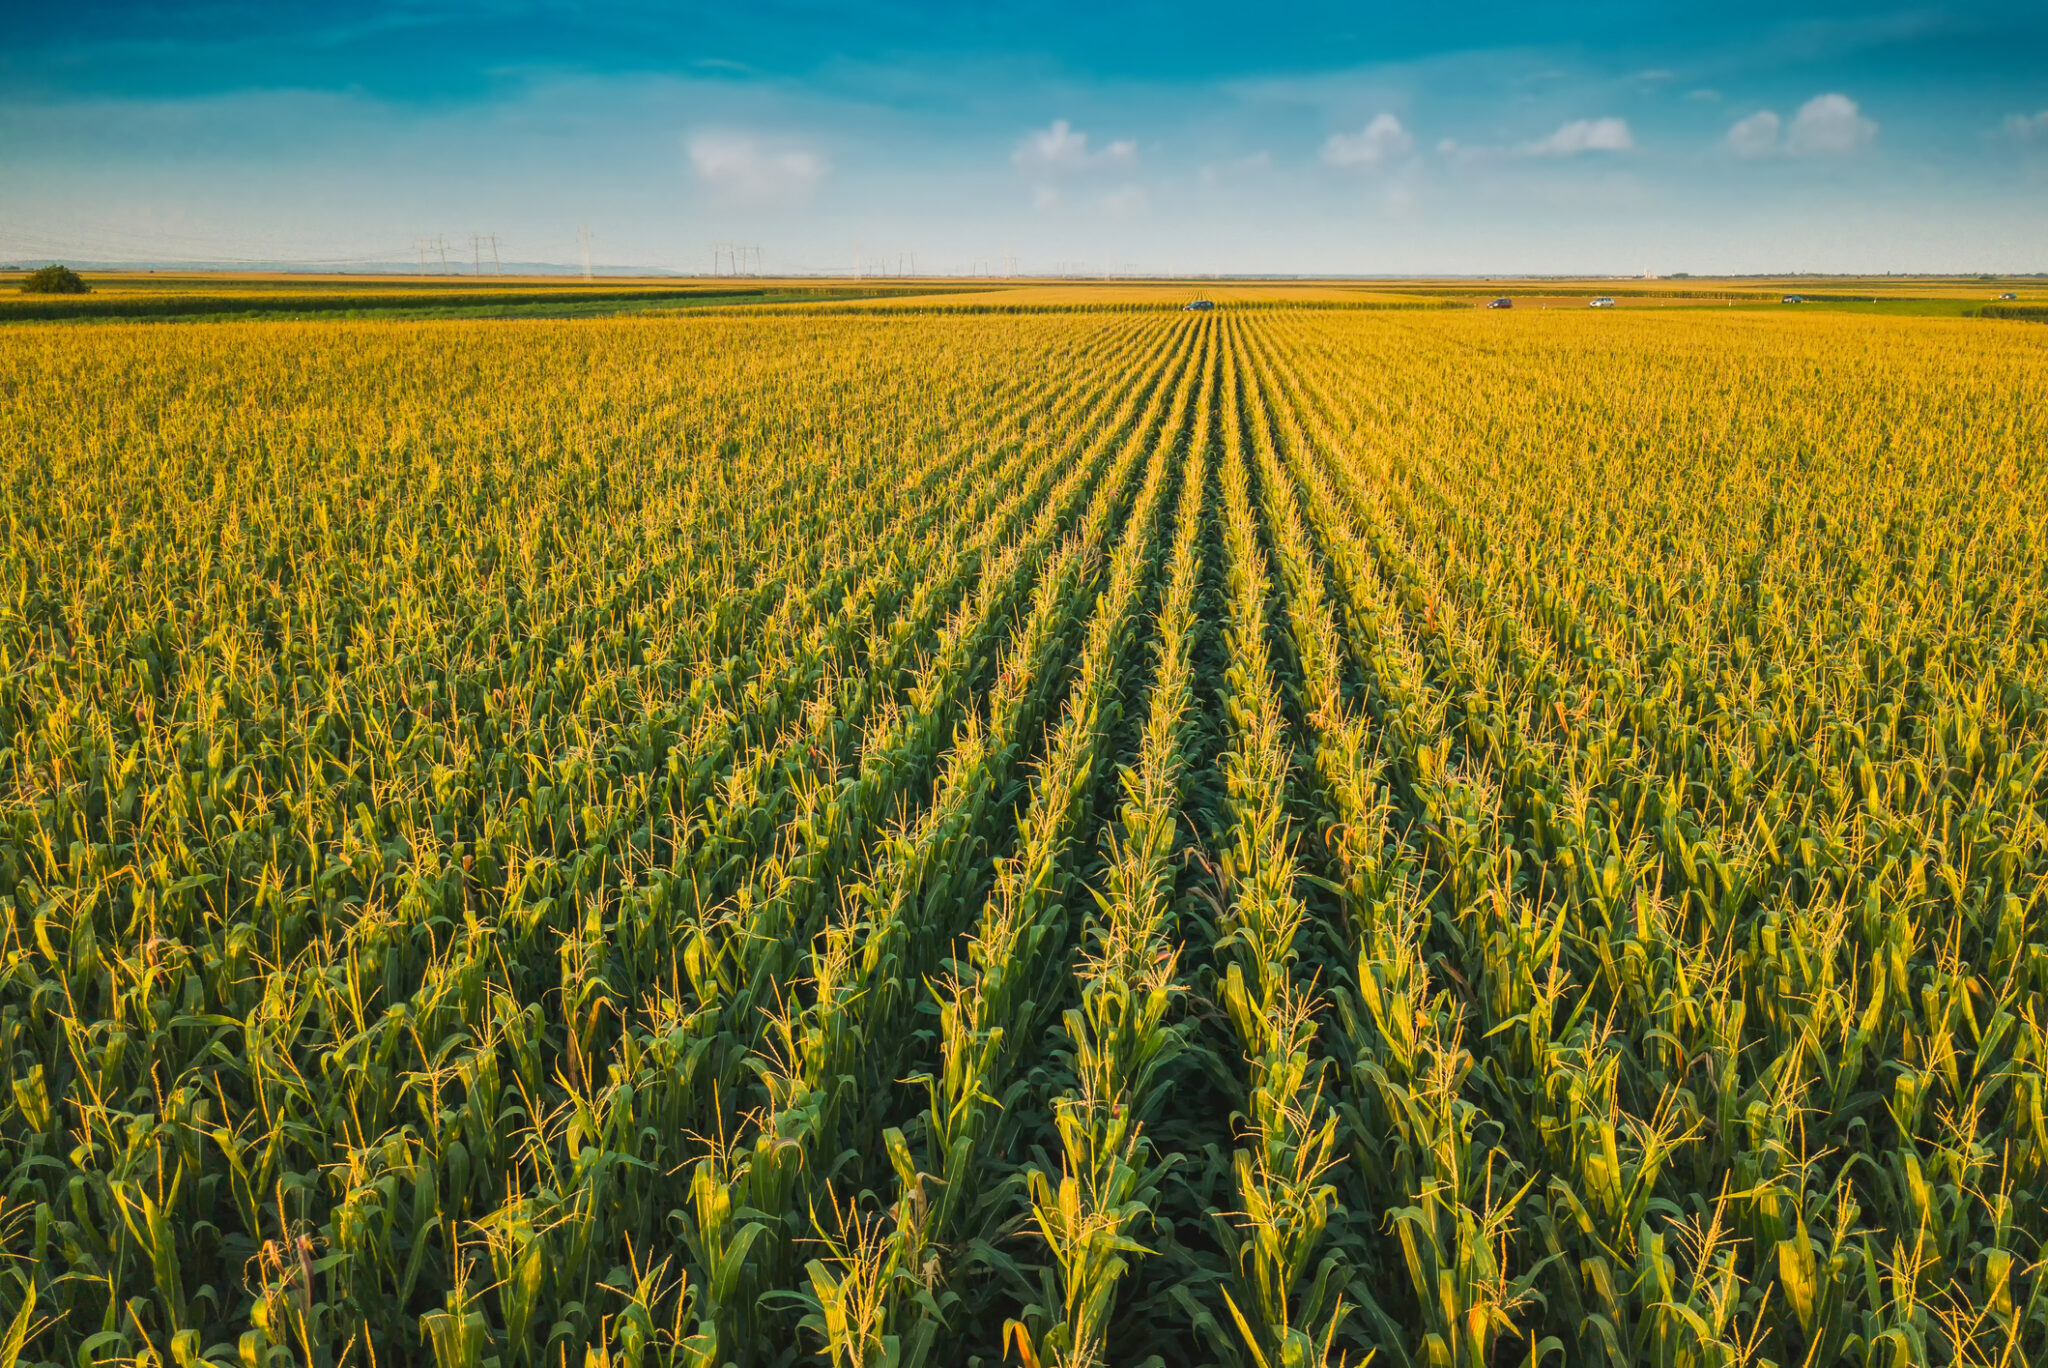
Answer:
top-left (1012, 119), bottom-right (1136, 173)
top-left (1431, 112), bottom-right (1633, 167)
top-left (1101, 184), bottom-right (1147, 219)
top-left (1321, 113), bottom-right (1413, 169)
top-left (2005, 109), bottom-right (2048, 142)
top-left (1526, 116), bottom-right (1633, 156)
top-left (687, 131), bottom-right (826, 206)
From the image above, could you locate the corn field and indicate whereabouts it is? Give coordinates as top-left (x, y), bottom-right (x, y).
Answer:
top-left (2, 304), bottom-right (2046, 1368)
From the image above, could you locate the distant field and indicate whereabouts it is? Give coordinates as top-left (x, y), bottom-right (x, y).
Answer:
top-left (3, 298), bottom-right (2046, 1368)
top-left (0, 274), bottom-right (975, 321)
top-left (4, 270), bottom-right (2041, 321)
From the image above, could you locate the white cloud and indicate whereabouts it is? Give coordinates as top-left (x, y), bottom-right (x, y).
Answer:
top-left (1722, 95), bottom-right (1875, 159)
top-left (1785, 93), bottom-right (1876, 155)
top-left (1013, 119), bottom-right (1137, 173)
top-left (2006, 110), bottom-right (2048, 142)
top-left (1016, 118), bottom-right (1086, 168)
top-left (1726, 110), bottom-right (1782, 158)
top-left (687, 131), bottom-right (826, 206)
top-left (1527, 116), bottom-right (1633, 156)
top-left (1321, 113), bottom-right (1413, 169)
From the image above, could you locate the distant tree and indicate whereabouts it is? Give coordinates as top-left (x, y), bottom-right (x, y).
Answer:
top-left (22, 264), bottom-right (89, 294)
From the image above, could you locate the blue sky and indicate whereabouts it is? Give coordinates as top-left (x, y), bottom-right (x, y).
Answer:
top-left (3, 2), bottom-right (2044, 273)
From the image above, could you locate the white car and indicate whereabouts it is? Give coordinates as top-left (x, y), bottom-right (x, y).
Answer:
top-left (1589, 296), bottom-right (1615, 308)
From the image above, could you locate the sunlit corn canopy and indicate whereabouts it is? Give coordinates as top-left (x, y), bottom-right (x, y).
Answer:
top-left (2, 294), bottom-right (2045, 1367)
